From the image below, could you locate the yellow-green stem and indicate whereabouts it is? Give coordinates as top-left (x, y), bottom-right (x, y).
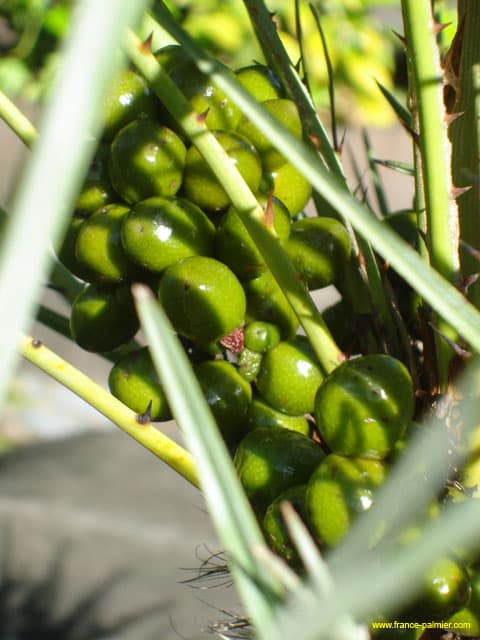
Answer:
top-left (19, 333), bottom-right (200, 488)
top-left (0, 90), bottom-right (37, 147)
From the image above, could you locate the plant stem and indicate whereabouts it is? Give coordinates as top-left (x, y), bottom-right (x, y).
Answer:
top-left (124, 28), bottom-right (344, 373)
top-left (0, 90), bottom-right (37, 147)
top-left (19, 333), bottom-right (200, 488)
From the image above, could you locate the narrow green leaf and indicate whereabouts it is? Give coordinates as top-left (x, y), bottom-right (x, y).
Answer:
top-left (373, 158), bottom-right (415, 176)
top-left (376, 80), bottom-right (413, 131)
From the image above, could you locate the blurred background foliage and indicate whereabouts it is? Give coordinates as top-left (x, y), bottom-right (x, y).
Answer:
top-left (0, 0), bottom-right (458, 127)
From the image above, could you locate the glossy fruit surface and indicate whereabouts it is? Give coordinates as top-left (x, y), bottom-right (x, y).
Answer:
top-left (447, 567), bottom-right (480, 634)
top-left (215, 197), bottom-right (290, 281)
top-left (245, 270), bottom-right (299, 339)
top-left (158, 256), bottom-right (246, 345)
top-left (182, 131), bottom-right (262, 212)
top-left (263, 162), bottom-right (312, 217)
top-left (108, 346), bottom-right (171, 421)
top-left (195, 360), bottom-right (252, 446)
top-left (75, 144), bottom-right (116, 216)
top-left (70, 283), bottom-right (139, 352)
top-left (263, 484), bottom-right (308, 566)
top-left (243, 395), bottom-right (310, 436)
top-left (315, 354), bottom-right (414, 459)
top-left (244, 321), bottom-right (281, 353)
top-left (235, 64), bottom-right (282, 102)
top-left (237, 99), bottom-right (302, 171)
top-left (286, 217), bottom-right (352, 289)
top-left (56, 216), bottom-right (96, 282)
top-left (75, 203), bottom-right (140, 283)
top-left (120, 196), bottom-right (215, 273)
top-left (101, 68), bottom-right (158, 141)
top-left (306, 453), bottom-right (386, 547)
top-left (109, 119), bottom-right (187, 204)
top-left (234, 426), bottom-right (324, 516)
top-left (256, 336), bottom-right (324, 415)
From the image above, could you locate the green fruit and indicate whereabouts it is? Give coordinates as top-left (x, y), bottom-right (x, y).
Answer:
top-left (195, 360), bottom-right (252, 446)
top-left (237, 99), bottom-right (302, 171)
top-left (245, 270), bottom-right (299, 339)
top-left (234, 426), bottom-right (324, 517)
top-left (306, 453), bottom-right (386, 547)
top-left (244, 321), bottom-right (281, 353)
top-left (154, 44), bottom-right (190, 73)
top-left (70, 283), bottom-right (139, 352)
top-left (256, 336), bottom-right (324, 415)
top-left (101, 68), bottom-right (158, 141)
top-left (263, 484), bottom-right (308, 567)
top-left (215, 196), bottom-right (291, 281)
top-left (237, 347), bottom-right (263, 382)
top-left (447, 567), bottom-right (480, 635)
top-left (262, 162), bottom-right (312, 217)
top-left (315, 354), bottom-right (414, 460)
top-left (235, 64), bottom-right (282, 102)
top-left (244, 395), bottom-right (310, 436)
top-left (286, 217), bottom-right (352, 290)
top-left (108, 346), bottom-right (171, 421)
top-left (120, 196), bottom-right (215, 273)
top-left (75, 144), bottom-right (116, 216)
top-left (322, 299), bottom-right (356, 353)
top-left (75, 203), bottom-right (140, 283)
top-left (56, 216), bottom-right (96, 282)
top-left (182, 131), bottom-right (262, 212)
top-left (158, 256), bottom-right (246, 345)
top-left (109, 119), bottom-right (187, 204)
top-left (169, 60), bottom-right (241, 131)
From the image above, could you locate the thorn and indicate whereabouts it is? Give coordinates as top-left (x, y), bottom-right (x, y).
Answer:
top-left (139, 32), bottom-right (154, 55)
top-left (428, 322), bottom-right (471, 360)
top-left (460, 239), bottom-right (480, 262)
top-left (31, 338), bottom-right (43, 349)
top-left (135, 400), bottom-right (153, 425)
top-left (307, 133), bottom-right (322, 150)
top-left (196, 108), bottom-right (210, 124)
top-left (434, 21), bottom-right (451, 34)
top-left (391, 29), bottom-right (406, 46)
top-left (337, 128), bottom-right (347, 155)
top-left (452, 185), bottom-right (472, 199)
top-left (445, 110), bottom-right (465, 126)
top-left (219, 327), bottom-right (244, 354)
top-left (461, 273), bottom-right (479, 293)
top-left (262, 192), bottom-right (275, 229)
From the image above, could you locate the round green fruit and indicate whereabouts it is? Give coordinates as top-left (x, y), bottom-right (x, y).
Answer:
top-left (306, 453), bottom-right (386, 547)
top-left (262, 162), bottom-right (312, 217)
top-left (234, 426), bottom-right (324, 517)
top-left (154, 44), bottom-right (190, 73)
top-left (158, 256), bottom-right (246, 346)
top-left (182, 131), bottom-right (262, 212)
top-left (315, 354), bottom-right (414, 460)
top-left (195, 360), bottom-right (252, 446)
top-left (75, 203), bottom-right (140, 283)
top-left (120, 196), bottom-right (215, 273)
top-left (243, 395), bottom-right (310, 436)
top-left (235, 64), bottom-right (282, 102)
top-left (108, 347), bottom-right (171, 421)
top-left (263, 484), bottom-right (308, 567)
top-left (215, 196), bottom-right (290, 281)
top-left (56, 216), bottom-right (96, 282)
top-left (70, 283), bottom-right (139, 352)
top-left (101, 68), bottom-right (158, 141)
top-left (109, 119), bottom-right (187, 204)
top-left (75, 144), bottom-right (116, 216)
top-left (244, 321), bottom-right (281, 354)
top-left (237, 99), bottom-right (302, 171)
top-left (256, 336), bottom-right (324, 415)
top-left (286, 217), bottom-right (352, 290)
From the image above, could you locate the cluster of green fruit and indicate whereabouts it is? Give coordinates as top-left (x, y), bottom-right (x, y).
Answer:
top-left (55, 46), bottom-right (477, 634)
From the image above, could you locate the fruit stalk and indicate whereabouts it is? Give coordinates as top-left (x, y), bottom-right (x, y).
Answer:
top-left (0, 89), bottom-right (37, 148)
top-left (19, 333), bottom-right (200, 488)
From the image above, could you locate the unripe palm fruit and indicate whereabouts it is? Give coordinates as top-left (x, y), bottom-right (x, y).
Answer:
top-left (256, 336), bottom-right (324, 416)
top-left (120, 196), bottom-right (215, 273)
top-left (70, 283), bottom-right (139, 352)
top-left (315, 354), bottom-right (414, 460)
top-left (109, 119), bottom-right (187, 204)
top-left (447, 567), bottom-right (480, 634)
top-left (75, 144), bottom-right (116, 216)
top-left (108, 347), bottom-right (171, 421)
top-left (306, 453), bottom-right (386, 547)
top-left (244, 270), bottom-right (299, 339)
top-left (286, 217), bottom-right (352, 290)
top-left (234, 426), bottom-right (324, 517)
top-left (244, 321), bottom-right (281, 353)
top-left (182, 131), bottom-right (262, 213)
top-left (237, 348), bottom-right (263, 382)
top-left (56, 216), bottom-right (96, 282)
top-left (169, 60), bottom-right (241, 131)
top-left (194, 360), bottom-right (252, 447)
top-left (75, 204), bottom-right (141, 283)
top-left (158, 256), bottom-right (246, 346)
top-left (262, 162), bottom-right (312, 217)
top-left (101, 68), bottom-right (158, 141)
top-left (215, 196), bottom-right (290, 281)
top-left (244, 395), bottom-right (310, 436)
top-left (237, 99), bottom-right (302, 172)
top-left (263, 484), bottom-right (308, 567)
top-left (235, 64), bottom-right (282, 102)
top-left (154, 44), bottom-right (190, 73)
